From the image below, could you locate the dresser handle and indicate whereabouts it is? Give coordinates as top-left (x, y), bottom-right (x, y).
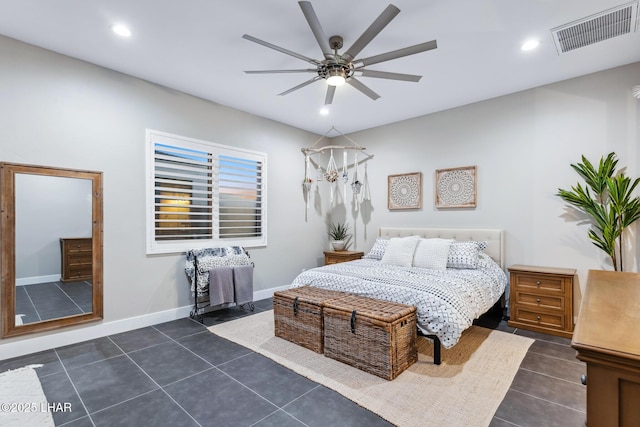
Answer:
top-left (536, 298), bottom-right (541, 303)
top-left (536, 315), bottom-right (541, 320)
top-left (536, 281), bottom-right (541, 286)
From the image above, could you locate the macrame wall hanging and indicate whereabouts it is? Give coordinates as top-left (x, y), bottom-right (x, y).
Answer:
top-left (301, 127), bottom-right (373, 219)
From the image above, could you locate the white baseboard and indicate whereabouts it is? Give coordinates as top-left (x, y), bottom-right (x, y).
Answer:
top-left (16, 274), bottom-right (60, 286)
top-left (0, 286), bottom-right (288, 361)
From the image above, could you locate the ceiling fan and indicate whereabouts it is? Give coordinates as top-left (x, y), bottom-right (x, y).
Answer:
top-left (242, 1), bottom-right (438, 105)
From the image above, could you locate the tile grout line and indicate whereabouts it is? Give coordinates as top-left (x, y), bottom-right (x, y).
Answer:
top-left (150, 321), bottom-right (285, 417)
top-left (52, 347), bottom-right (96, 427)
top-left (519, 364), bottom-right (585, 386)
top-left (21, 285), bottom-right (43, 322)
top-left (105, 336), bottom-right (204, 427)
top-left (508, 388), bottom-right (586, 414)
top-left (491, 415), bottom-right (521, 426)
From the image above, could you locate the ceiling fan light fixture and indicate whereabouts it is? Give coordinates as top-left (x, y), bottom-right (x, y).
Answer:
top-left (326, 69), bottom-right (346, 86)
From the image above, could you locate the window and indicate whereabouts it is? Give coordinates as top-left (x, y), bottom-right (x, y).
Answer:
top-left (146, 129), bottom-right (266, 254)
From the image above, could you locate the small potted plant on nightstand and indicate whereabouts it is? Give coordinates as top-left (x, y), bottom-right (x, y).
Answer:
top-left (328, 222), bottom-right (352, 251)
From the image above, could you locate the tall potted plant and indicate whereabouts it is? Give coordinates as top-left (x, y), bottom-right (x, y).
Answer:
top-left (556, 152), bottom-right (640, 271)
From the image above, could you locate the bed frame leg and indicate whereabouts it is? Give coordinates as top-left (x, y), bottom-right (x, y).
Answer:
top-left (425, 334), bottom-right (441, 365)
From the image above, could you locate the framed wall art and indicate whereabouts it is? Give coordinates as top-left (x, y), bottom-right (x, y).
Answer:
top-left (435, 166), bottom-right (477, 209)
top-left (388, 172), bottom-right (422, 210)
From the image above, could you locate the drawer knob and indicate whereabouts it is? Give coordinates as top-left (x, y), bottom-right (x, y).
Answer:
top-left (536, 315), bottom-right (541, 320)
top-left (581, 375), bottom-right (587, 385)
top-left (536, 298), bottom-right (541, 303)
top-left (536, 281), bottom-right (541, 285)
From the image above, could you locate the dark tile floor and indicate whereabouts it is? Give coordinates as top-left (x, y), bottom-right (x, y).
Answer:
top-left (15, 280), bottom-right (93, 324)
top-left (0, 299), bottom-right (586, 427)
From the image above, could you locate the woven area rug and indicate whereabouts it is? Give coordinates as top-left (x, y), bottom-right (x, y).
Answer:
top-left (209, 310), bottom-right (534, 427)
top-left (0, 365), bottom-right (54, 427)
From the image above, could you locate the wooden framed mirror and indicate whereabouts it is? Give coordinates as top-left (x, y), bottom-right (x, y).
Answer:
top-left (1, 162), bottom-right (103, 338)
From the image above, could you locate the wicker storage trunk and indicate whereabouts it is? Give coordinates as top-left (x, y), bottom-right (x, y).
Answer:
top-left (273, 286), bottom-right (348, 353)
top-left (323, 295), bottom-right (418, 380)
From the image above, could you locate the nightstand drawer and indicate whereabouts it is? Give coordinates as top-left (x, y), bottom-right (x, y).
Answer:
top-left (324, 251), bottom-right (364, 265)
top-left (513, 307), bottom-right (565, 330)
top-left (512, 273), bottom-right (565, 292)
top-left (508, 265), bottom-right (575, 338)
top-left (515, 291), bottom-right (564, 310)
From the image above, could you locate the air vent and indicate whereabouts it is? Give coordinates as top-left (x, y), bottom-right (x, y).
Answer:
top-left (551, 1), bottom-right (639, 54)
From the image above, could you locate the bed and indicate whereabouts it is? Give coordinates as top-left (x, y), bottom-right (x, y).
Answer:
top-left (291, 227), bottom-right (507, 364)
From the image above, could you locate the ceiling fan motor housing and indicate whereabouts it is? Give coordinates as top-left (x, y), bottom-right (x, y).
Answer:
top-left (318, 62), bottom-right (354, 81)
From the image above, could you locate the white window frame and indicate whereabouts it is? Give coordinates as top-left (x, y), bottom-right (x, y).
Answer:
top-left (145, 129), bottom-right (267, 254)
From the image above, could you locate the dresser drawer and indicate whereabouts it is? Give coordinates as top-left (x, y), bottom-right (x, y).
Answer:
top-left (513, 307), bottom-right (565, 330)
top-left (512, 273), bottom-right (565, 292)
top-left (515, 290), bottom-right (564, 310)
top-left (64, 240), bottom-right (92, 254)
top-left (68, 253), bottom-right (92, 266)
top-left (66, 267), bottom-right (93, 280)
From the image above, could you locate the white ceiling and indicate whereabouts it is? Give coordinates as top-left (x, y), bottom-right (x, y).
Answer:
top-left (1, 0), bottom-right (639, 134)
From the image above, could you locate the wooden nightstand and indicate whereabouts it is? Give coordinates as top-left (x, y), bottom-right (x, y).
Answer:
top-left (324, 250), bottom-right (364, 265)
top-left (508, 264), bottom-right (575, 338)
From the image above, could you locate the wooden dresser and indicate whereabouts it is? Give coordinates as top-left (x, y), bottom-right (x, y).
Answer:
top-left (324, 250), bottom-right (364, 265)
top-left (508, 264), bottom-right (575, 338)
top-left (572, 270), bottom-right (640, 427)
top-left (60, 238), bottom-right (93, 282)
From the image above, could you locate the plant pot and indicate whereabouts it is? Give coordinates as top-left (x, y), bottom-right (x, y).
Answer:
top-left (331, 240), bottom-right (346, 251)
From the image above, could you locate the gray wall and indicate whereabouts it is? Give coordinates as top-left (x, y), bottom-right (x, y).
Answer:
top-left (333, 62), bottom-right (640, 309)
top-left (0, 35), bottom-right (327, 353)
top-left (1, 31), bottom-right (639, 355)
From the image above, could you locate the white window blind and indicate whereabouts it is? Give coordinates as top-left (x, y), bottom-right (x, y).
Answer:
top-left (146, 129), bottom-right (267, 254)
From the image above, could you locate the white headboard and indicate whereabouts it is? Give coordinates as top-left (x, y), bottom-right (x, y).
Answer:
top-left (379, 227), bottom-right (505, 269)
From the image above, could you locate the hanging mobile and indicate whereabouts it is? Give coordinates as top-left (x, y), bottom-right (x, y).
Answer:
top-left (362, 162), bottom-right (371, 202)
top-left (325, 149), bottom-right (339, 204)
top-left (342, 150), bottom-right (349, 201)
top-left (351, 151), bottom-right (362, 211)
top-left (302, 154), bottom-right (312, 219)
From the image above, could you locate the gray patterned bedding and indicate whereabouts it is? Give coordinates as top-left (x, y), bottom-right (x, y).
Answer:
top-left (291, 254), bottom-right (507, 349)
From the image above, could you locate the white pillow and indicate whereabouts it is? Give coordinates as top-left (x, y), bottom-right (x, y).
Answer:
top-left (380, 236), bottom-right (420, 267)
top-left (412, 238), bottom-right (453, 270)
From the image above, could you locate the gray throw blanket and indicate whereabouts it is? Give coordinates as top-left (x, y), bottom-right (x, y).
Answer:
top-left (233, 264), bottom-right (254, 305)
top-left (209, 266), bottom-right (235, 306)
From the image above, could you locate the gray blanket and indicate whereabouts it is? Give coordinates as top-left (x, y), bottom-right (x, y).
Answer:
top-left (209, 266), bottom-right (235, 306)
top-left (233, 265), bottom-right (254, 305)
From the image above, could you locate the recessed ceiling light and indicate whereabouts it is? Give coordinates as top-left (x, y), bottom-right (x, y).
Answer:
top-left (319, 107), bottom-right (330, 115)
top-left (521, 39), bottom-right (540, 51)
top-left (111, 23), bottom-right (132, 38)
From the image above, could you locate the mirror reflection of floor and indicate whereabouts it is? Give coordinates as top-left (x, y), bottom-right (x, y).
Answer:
top-left (15, 281), bottom-right (93, 324)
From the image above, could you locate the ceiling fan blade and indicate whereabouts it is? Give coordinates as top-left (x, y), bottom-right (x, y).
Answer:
top-left (298, 1), bottom-right (333, 60)
top-left (342, 4), bottom-right (400, 62)
top-left (356, 69), bottom-right (422, 82)
top-left (245, 69), bottom-right (317, 74)
top-left (347, 77), bottom-right (380, 100)
top-left (356, 40), bottom-right (437, 67)
top-left (243, 34), bottom-right (320, 66)
top-left (324, 85), bottom-right (336, 105)
top-left (278, 76), bottom-right (322, 96)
